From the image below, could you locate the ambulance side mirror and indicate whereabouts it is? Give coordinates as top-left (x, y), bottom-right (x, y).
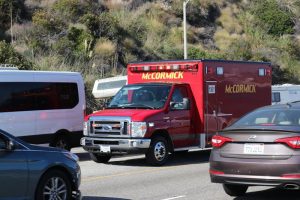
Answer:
top-left (182, 98), bottom-right (190, 110)
top-left (170, 98), bottom-right (190, 110)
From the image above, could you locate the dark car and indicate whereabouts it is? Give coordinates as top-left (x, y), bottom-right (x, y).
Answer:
top-left (210, 102), bottom-right (300, 197)
top-left (0, 129), bottom-right (81, 200)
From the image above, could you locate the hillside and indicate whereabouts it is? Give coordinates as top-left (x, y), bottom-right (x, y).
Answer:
top-left (1, 0), bottom-right (300, 110)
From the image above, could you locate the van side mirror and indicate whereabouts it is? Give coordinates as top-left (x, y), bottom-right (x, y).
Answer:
top-left (182, 98), bottom-right (190, 110)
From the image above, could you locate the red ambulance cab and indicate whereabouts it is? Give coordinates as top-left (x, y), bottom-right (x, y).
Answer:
top-left (81, 59), bottom-right (272, 165)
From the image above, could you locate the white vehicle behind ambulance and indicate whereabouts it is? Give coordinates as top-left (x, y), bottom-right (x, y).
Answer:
top-left (0, 70), bottom-right (85, 150)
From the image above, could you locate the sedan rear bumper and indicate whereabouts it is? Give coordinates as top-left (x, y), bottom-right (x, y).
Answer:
top-left (210, 173), bottom-right (300, 187)
top-left (210, 150), bottom-right (300, 187)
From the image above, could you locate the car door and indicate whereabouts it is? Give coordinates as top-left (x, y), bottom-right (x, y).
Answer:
top-left (0, 135), bottom-right (28, 199)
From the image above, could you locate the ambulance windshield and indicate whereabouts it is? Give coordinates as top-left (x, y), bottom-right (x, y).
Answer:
top-left (108, 84), bottom-right (171, 109)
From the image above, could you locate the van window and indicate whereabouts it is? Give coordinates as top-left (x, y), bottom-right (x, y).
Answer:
top-left (272, 92), bottom-right (281, 103)
top-left (97, 80), bottom-right (127, 90)
top-left (0, 82), bottom-right (79, 112)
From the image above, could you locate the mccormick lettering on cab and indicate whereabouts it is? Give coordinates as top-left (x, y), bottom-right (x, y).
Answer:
top-left (142, 72), bottom-right (184, 80)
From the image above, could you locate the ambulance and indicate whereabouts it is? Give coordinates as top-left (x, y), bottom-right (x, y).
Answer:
top-left (81, 59), bottom-right (272, 165)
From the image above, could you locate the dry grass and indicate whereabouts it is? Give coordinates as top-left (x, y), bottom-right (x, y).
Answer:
top-left (102, 0), bottom-right (131, 10)
top-left (94, 38), bottom-right (116, 58)
top-left (214, 28), bottom-right (242, 50)
top-left (217, 5), bottom-right (243, 34)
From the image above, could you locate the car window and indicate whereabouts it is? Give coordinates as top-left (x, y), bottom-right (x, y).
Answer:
top-left (0, 136), bottom-right (6, 149)
top-left (232, 109), bottom-right (300, 127)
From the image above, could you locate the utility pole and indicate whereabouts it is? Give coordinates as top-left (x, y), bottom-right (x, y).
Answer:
top-left (183, 0), bottom-right (190, 59)
top-left (10, 1), bottom-right (14, 44)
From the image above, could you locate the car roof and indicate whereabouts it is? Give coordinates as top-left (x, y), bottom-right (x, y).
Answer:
top-left (259, 102), bottom-right (300, 110)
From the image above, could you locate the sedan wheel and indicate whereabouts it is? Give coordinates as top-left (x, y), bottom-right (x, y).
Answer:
top-left (36, 170), bottom-right (72, 200)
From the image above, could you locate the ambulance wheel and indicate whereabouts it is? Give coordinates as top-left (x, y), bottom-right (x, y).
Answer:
top-left (90, 153), bottom-right (111, 163)
top-left (146, 136), bottom-right (169, 166)
top-left (223, 184), bottom-right (248, 197)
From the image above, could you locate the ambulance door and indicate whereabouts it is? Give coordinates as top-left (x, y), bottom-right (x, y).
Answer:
top-left (168, 85), bottom-right (193, 148)
top-left (205, 81), bottom-right (218, 147)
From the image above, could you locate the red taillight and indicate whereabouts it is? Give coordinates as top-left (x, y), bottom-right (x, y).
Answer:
top-left (275, 136), bottom-right (300, 149)
top-left (209, 169), bottom-right (224, 175)
top-left (281, 174), bottom-right (300, 178)
top-left (211, 135), bottom-right (233, 148)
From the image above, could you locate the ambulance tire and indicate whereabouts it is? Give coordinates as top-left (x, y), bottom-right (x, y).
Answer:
top-left (146, 136), bottom-right (169, 166)
top-left (223, 184), bottom-right (248, 197)
top-left (90, 153), bottom-right (111, 163)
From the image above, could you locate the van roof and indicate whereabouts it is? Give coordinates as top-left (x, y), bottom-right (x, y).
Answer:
top-left (0, 70), bottom-right (81, 75)
top-left (95, 76), bottom-right (127, 83)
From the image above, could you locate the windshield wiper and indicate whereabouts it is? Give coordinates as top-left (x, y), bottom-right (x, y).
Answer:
top-left (130, 104), bottom-right (155, 109)
top-left (108, 104), bottom-right (155, 109)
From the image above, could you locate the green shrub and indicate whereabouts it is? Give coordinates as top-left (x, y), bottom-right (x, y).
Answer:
top-left (250, 0), bottom-right (294, 36)
top-left (32, 10), bottom-right (64, 33)
top-left (80, 14), bottom-right (100, 37)
top-left (98, 12), bottom-right (119, 40)
top-left (52, 0), bottom-right (81, 22)
top-left (67, 27), bottom-right (94, 56)
top-left (0, 41), bottom-right (33, 70)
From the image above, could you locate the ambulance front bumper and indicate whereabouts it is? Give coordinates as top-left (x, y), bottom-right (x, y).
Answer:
top-left (80, 137), bottom-right (151, 154)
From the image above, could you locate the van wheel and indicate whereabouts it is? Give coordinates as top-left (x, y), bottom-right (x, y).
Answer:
top-left (52, 135), bottom-right (71, 151)
top-left (35, 170), bottom-right (72, 200)
top-left (90, 153), bottom-right (111, 163)
top-left (146, 136), bottom-right (169, 166)
top-left (223, 184), bottom-right (248, 197)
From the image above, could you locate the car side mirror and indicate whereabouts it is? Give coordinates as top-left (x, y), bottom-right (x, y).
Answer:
top-left (0, 138), bottom-right (15, 151)
top-left (7, 140), bottom-right (16, 151)
top-left (182, 98), bottom-right (190, 110)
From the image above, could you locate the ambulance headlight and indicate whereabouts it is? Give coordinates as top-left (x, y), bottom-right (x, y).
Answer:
top-left (83, 122), bottom-right (88, 136)
top-left (131, 122), bottom-right (147, 137)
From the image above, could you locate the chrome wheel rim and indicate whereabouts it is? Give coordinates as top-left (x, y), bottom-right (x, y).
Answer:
top-left (43, 177), bottom-right (67, 200)
top-left (154, 141), bottom-right (166, 161)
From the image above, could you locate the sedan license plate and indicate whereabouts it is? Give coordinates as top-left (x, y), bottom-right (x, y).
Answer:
top-left (99, 145), bottom-right (111, 153)
top-left (244, 143), bottom-right (264, 154)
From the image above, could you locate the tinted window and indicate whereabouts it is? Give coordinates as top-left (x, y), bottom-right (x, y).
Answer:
top-left (272, 92), bottom-right (281, 103)
top-left (0, 82), bottom-right (79, 112)
top-left (231, 109), bottom-right (300, 127)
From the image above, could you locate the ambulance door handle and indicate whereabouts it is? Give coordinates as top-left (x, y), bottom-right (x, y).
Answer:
top-left (163, 117), bottom-right (170, 120)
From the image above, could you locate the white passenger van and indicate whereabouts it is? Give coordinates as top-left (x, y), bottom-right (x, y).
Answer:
top-left (272, 84), bottom-right (300, 104)
top-left (0, 70), bottom-right (85, 150)
top-left (92, 76), bottom-right (127, 99)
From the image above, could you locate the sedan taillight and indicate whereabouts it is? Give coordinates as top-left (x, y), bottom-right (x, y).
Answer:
top-left (212, 135), bottom-right (233, 148)
top-left (275, 136), bottom-right (300, 149)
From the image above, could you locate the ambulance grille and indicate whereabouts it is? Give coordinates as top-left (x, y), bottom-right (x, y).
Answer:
top-left (89, 117), bottom-right (130, 137)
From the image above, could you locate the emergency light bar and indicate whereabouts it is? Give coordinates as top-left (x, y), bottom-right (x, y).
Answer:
top-left (130, 64), bottom-right (198, 72)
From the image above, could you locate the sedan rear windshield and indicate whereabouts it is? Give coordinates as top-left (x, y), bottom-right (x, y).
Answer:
top-left (232, 109), bottom-right (300, 127)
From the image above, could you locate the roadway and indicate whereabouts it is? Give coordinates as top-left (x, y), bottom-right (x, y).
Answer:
top-left (72, 148), bottom-right (300, 200)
